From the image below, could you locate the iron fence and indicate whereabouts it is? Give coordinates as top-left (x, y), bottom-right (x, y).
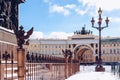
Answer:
top-left (0, 51), bottom-right (18, 80)
top-left (111, 63), bottom-right (120, 78)
top-left (0, 51), bottom-right (79, 80)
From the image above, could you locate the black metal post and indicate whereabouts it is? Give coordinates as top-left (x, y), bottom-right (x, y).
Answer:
top-left (2, 51), bottom-right (10, 80)
top-left (91, 8), bottom-right (109, 71)
top-left (11, 51), bottom-right (13, 80)
top-left (0, 52), bottom-right (2, 80)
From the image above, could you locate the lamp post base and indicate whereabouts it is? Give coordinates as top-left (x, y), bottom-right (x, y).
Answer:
top-left (95, 65), bottom-right (105, 72)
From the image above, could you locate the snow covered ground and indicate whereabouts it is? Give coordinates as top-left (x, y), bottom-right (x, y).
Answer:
top-left (66, 65), bottom-right (120, 80)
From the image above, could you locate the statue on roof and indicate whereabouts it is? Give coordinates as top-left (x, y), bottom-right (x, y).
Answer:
top-left (81, 27), bottom-right (86, 34)
top-left (74, 25), bottom-right (93, 35)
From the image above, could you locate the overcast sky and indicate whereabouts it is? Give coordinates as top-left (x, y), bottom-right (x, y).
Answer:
top-left (19, 0), bottom-right (120, 39)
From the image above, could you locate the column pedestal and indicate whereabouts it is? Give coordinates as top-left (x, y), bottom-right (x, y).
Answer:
top-left (17, 48), bottom-right (25, 80)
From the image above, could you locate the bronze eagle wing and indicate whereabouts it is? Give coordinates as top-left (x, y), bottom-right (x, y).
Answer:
top-left (23, 27), bottom-right (33, 39)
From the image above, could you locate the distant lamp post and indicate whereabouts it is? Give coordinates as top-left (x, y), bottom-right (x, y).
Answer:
top-left (91, 8), bottom-right (109, 72)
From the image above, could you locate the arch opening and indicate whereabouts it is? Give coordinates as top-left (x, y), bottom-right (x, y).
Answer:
top-left (74, 44), bottom-right (94, 64)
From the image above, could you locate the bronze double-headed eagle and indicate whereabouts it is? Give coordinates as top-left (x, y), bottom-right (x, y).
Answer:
top-left (12, 25), bottom-right (33, 49)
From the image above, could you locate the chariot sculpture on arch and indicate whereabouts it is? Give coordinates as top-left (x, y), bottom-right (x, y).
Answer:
top-left (12, 25), bottom-right (33, 49)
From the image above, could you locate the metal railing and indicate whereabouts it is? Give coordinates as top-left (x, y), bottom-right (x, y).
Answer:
top-left (111, 63), bottom-right (120, 78)
top-left (0, 52), bottom-right (80, 80)
top-left (25, 63), bottom-right (66, 80)
top-left (25, 53), bottom-right (79, 80)
top-left (0, 51), bottom-right (18, 80)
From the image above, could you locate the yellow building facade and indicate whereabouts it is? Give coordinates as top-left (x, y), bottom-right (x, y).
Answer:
top-left (101, 38), bottom-right (120, 64)
top-left (26, 27), bottom-right (99, 64)
top-left (27, 36), bottom-right (120, 64)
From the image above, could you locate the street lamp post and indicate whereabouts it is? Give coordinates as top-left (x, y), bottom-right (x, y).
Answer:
top-left (91, 8), bottom-right (109, 71)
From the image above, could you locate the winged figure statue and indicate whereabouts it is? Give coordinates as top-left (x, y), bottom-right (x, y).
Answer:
top-left (12, 25), bottom-right (33, 49)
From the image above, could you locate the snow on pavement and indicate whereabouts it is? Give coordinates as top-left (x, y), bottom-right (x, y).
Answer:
top-left (66, 65), bottom-right (120, 80)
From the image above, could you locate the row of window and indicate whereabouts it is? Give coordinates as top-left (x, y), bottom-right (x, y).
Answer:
top-left (102, 42), bottom-right (120, 47)
top-left (29, 44), bottom-right (71, 49)
top-left (29, 43), bottom-right (99, 49)
top-left (102, 49), bottom-right (120, 54)
top-left (102, 56), bottom-right (120, 62)
top-left (28, 52), bottom-right (62, 55)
